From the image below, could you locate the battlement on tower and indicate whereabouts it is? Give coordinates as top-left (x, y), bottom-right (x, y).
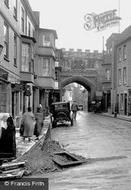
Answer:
top-left (61, 48), bottom-right (103, 58)
top-left (61, 48), bottom-right (102, 53)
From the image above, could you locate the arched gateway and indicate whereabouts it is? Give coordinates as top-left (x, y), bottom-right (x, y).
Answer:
top-left (57, 48), bottom-right (104, 109)
top-left (61, 75), bottom-right (96, 101)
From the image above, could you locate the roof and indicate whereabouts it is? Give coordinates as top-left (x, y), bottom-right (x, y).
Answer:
top-left (116, 25), bottom-right (131, 46)
top-left (52, 101), bottom-right (70, 105)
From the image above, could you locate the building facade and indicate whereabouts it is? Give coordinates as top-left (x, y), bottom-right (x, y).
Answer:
top-left (115, 26), bottom-right (131, 115)
top-left (0, 0), bottom-right (58, 118)
top-left (35, 28), bottom-right (58, 114)
top-left (102, 34), bottom-right (120, 113)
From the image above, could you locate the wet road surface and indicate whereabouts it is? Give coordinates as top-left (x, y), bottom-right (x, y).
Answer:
top-left (47, 111), bottom-right (131, 190)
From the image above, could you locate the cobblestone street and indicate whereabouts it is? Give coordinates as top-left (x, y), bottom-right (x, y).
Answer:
top-left (45, 111), bottom-right (131, 190)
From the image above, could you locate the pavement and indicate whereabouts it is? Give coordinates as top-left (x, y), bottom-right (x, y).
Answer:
top-left (15, 115), bottom-right (52, 161)
top-left (100, 112), bottom-right (131, 122)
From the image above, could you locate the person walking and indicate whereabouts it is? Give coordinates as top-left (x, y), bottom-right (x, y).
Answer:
top-left (71, 101), bottom-right (78, 120)
top-left (21, 107), bottom-right (36, 142)
top-left (34, 106), bottom-right (43, 140)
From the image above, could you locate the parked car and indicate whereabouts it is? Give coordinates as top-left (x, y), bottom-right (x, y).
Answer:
top-left (50, 101), bottom-right (73, 128)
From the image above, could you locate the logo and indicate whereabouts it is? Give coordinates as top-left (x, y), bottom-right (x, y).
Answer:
top-left (84, 9), bottom-right (121, 31)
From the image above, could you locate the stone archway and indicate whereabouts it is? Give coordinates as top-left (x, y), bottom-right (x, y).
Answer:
top-left (61, 75), bottom-right (96, 106)
top-left (61, 76), bottom-right (96, 96)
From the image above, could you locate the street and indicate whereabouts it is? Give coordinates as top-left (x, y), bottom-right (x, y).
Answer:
top-left (46, 111), bottom-right (131, 190)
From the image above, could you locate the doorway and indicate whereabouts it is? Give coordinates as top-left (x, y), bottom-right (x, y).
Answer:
top-left (124, 94), bottom-right (127, 115)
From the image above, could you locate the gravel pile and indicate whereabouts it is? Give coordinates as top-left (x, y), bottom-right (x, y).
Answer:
top-left (18, 140), bottom-right (87, 176)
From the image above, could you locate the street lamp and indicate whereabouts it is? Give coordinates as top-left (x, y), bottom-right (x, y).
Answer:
top-left (0, 44), bottom-right (3, 55)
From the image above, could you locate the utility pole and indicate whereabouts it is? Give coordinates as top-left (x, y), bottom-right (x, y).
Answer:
top-left (118, 0), bottom-right (120, 33)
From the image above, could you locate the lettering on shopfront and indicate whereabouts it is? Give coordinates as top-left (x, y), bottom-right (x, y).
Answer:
top-left (84, 9), bottom-right (121, 31)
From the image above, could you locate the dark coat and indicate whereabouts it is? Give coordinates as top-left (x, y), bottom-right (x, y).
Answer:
top-left (0, 116), bottom-right (16, 158)
top-left (34, 112), bottom-right (43, 137)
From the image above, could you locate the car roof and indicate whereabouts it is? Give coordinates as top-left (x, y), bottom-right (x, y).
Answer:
top-left (52, 101), bottom-right (69, 105)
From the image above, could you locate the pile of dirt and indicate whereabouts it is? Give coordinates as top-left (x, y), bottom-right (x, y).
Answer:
top-left (18, 140), bottom-right (86, 176)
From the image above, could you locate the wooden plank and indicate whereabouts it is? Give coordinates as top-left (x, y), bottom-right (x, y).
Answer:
top-left (0, 161), bottom-right (25, 171)
top-left (0, 170), bottom-right (24, 180)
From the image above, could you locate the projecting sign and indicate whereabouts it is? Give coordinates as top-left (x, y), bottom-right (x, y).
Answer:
top-left (84, 9), bottom-right (121, 31)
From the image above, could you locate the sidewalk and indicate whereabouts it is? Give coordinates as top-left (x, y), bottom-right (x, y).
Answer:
top-left (15, 115), bottom-right (52, 161)
top-left (100, 112), bottom-right (131, 122)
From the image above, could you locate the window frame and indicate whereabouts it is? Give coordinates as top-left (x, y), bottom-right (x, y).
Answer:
top-left (118, 47), bottom-right (122, 62)
top-left (14, 33), bottom-right (17, 67)
top-left (118, 68), bottom-right (122, 85)
top-left (21, 7), bottom-right (25, 33)
top-left (21, 43), bottom-right (30, 72)
top-left (123, 44), bottom-right (127, 60)
top-left (28, 22), bottom-right (31, 37)
top-left (13, 0), bottom-right (17, 20)
top-left (123, 67), bottom-right (127, 85)
top-left (4, 22), bottom-right (9, 59)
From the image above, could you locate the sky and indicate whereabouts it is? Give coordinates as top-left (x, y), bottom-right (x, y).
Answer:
top-left (29, 0), bottom-right (131, 52)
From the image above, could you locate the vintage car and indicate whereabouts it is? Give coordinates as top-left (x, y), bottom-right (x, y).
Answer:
top-left (50, 101), bottom-right (73, 128)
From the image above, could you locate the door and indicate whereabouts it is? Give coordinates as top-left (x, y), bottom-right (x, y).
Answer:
top-left (124, 94), bottom-right (127, 115)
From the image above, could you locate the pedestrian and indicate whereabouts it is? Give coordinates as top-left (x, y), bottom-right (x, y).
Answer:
top-left (34, 106), bottom-right (43, 140)
top-left (0, 116), bottom-right (16, 159)
top-left (21, 107), bottom-right (36, 142)
top-left (114, 104), bottom-right (118, 118)
top-left (71, 101), bottom-right (78, 120)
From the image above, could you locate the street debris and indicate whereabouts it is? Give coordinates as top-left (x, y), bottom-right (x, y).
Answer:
top-left (17, 140), bottom-right (87, 176)
top-left (53, 151), bottom-right (87, 167)
top-left (0, 161), bottom-right (26, 180)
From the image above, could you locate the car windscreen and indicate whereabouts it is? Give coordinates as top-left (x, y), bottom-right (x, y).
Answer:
top-left (54, 104), bottom-right (68, 110)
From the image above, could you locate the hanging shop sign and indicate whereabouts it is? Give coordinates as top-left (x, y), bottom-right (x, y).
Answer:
top-left (84, 9), bottom-right (121, 31)
top-left (24, 85), bottom-right (31, 96)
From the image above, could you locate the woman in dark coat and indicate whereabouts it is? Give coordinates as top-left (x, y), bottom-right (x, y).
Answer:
top-left (0, 116), bottom-right (16, 158)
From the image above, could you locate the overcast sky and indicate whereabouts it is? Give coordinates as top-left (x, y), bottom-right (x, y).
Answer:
top-left (29, 0), bottom-right (131, 52)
